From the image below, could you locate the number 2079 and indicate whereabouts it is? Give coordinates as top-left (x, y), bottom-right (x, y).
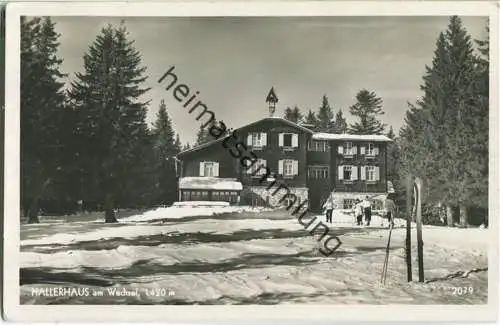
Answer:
top-left (451, 287), bottom-right (474, 295)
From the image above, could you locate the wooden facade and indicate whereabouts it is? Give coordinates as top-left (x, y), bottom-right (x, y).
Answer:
top-left (177, 117), bottom-right (392, 211)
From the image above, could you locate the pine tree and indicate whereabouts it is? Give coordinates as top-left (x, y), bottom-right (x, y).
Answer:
top-left (399, 17), bottom-right (486, 227)
top-left (441, 16), bottom-right (483, 227)
top-left (349, 89), bottom-right (386, 135)
top-left (68, 22), bottom-right (151, 223)
top-left (316, 95), bottom-right (335, 132)
top-left (174, 134), bottom-right (182, 153)
top-left (195, 125), bottom-right (212, 146)
top-left (387, 126), bottom-right (395, 139)
top-left (472, 22), bottom-right (489, 215)
top-left (284, 106), bottom-right (293, 121)
top-left (182, 142), bottom-right (191, 151)
top-left (284, 105), bottom-right (303, 124)
top-left (303, 109), bottom-right (319, 130)
top-left (151, 100), bottom-right (179, 205)
top-left (21, 17), bottom-right (67, 223)
top-left (333, 109), bottom-right (348, 134)
top-left (291, 106), bottom-right (303, 124)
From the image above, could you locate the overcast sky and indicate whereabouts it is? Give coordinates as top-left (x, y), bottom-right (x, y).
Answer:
top-left (50, 16), bottom-right (488, 145)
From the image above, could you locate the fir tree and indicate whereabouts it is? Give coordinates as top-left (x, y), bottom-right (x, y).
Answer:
top-left (69, 22), bottom-right (151, 223)
top-left (387, 126), bottom-right (395, 139)
top-left (400, 16), bottom-right (487, 227)
top-left (174, 134), bottom-right (182, 153)
top-left (441, 16), bottom-right (482, 227)
top-left (152, 100), bottom-right (177, 158)
top-left (284, 105), bottom-right (303, 123)
top-left (151, 100), bottom-right (179, 205)
top-left (284, 106), bottom-right (293, 121)
top-left (303, 109), bottom-right (319, 130)
top-left (316, 95), bottom-right (335, 132)
top-left (195, 126), bottom-right (212, 146)
top-left (182, 142), bottom-right (191, 151)
top-left (291, 106), bottom-right (303, 124)
top-left (21, 17), bottom-right (67, 223)
top-left (333, 109), bottom-right (348, 134)
top-left (349, 89), bottom-right (386, 135)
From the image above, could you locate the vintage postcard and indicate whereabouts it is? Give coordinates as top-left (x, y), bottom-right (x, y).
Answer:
top-left (2, 0), bottom-right (499, 323)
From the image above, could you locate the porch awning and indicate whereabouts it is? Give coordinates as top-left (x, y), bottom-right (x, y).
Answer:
top-left (179, 177), bottom-right (243, 191)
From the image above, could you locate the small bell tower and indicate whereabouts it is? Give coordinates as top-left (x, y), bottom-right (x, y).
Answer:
top-left (265, 87), bottom-right (279, 117)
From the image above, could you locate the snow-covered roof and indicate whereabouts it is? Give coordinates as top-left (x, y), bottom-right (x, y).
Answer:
top-left (179, 177), bottom-right (243, 191)
top-left (177, 117), bottom-right (313, 157)
top-left (312, 133), bottom-right (392, 142)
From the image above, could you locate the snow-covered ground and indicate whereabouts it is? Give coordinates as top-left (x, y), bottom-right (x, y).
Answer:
top-left (20, 206), bottom-right (488, 305)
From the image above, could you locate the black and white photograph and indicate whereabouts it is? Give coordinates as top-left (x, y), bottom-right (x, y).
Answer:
top-left (2, 1), bottom-right (498, 322)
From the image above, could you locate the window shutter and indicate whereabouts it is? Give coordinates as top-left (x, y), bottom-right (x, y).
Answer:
top-left (292, 134), bottom-right (299, 147)
top-left (352, 166), bottom-right (358, 180)
top-left (278, 160), bottom-right (284, 174)
top-left (353, 145), bottom-right (358, 155)
top-left (374, 146), bottom-right (379, 155)
top-left (338, 166), bottom-right (344, 180)
top-left (261, 133), bottom-right (267, 146)
top-left (293, 160), bottom-right (299, 175)
top-left (360, 146), bottom-right (366, 155)
top-left (375, 166), bottom-right (380, 181)
top-left (338, 145), bottom-right (343, 154)
top-left (247, 134), bottom-right (252, 146)
top-left (360, 166), bottom-right (366, 180)
top-left (213, 162), bottom-right (219, 177)
top-left (278, 133), bottom-right (284, 147)
top-left (199, 162), bottom-right (205, 177)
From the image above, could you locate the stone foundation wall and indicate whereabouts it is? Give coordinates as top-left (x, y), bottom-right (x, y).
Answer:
top-left (242, 185), bottom-right (308, 208)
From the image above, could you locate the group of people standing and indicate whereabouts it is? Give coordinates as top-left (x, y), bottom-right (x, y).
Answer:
top-left (322, 193), bottom-right (397, 228)
top-left (353, 197), bottom-right (373, 226)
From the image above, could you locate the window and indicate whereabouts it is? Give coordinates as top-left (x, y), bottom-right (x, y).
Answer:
top-left (279, 133), bottom-right (298, 149)
top-left (204, 162), bottom-right (215, 177)
top-left (252, 133), bottom-right (262, 146)
top-left (308, 166), bottom-right (329, 179)
top-left (279, 159), bottom-right (298, 177)
top-left (372, 199), bottom-right (383, 211)
top-left (367, 143), bottom-right (376, 156)
top-left (199, 161), bottom-right (219, 177)
top-left (345, 142), bottom-right (354, 155)
top-left (367, 166), bottom-right (376, 181)
top-left (284, 160), bottom-right (294, 177)
top-left (343, 199), bottom-right (356, 210)
top-left (308, 140), bottom-right (329, 152)
top-left (283, 134), bottom-right (292, 147)
top-left (248, 159), bottom-right (267, 176)
top-left (343, 165), bottom-right (352, 180)
top-left (249, 132), bottom-right (266, 148)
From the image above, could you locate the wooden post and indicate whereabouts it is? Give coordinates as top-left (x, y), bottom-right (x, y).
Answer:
top-left (414, 177), bottom-right (424, 282)
top-left (405, 174), bottom-right (412, 282)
